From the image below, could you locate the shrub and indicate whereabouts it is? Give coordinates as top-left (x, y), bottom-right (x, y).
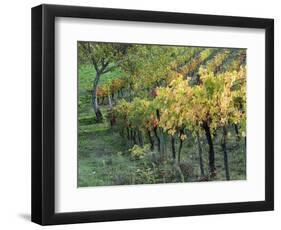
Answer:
top-left (134, 167), bottom-right (155, 184)
top-left (129, 144), bottom-right (150, 160)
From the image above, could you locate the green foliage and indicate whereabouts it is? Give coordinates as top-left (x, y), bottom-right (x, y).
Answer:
top-left (78, 65), bottom-right (125, 94)
top-left (79, 115), bottom-right (97, 126)
top-left (129, 144), bottom-right (150, 160)
top-left (78, 42), bottom-right (130, 69)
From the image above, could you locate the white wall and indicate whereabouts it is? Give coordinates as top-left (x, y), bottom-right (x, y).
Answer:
top-left (0, 0), bottom-right (279, 229)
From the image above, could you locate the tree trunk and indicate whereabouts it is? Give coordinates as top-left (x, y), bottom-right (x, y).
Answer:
top-left (108, 94), bottom-right (115, 127)
top-left (126, 128), bottom-right (130, 140)
top-left (173, 164), bottom-right (185, 182)
top-left (130, 130), bottom-right (134, 144)
top-left (159, 129), bottom-right (165, 156)
top-left (221, 126), bottom-right (230, 180)
top-left (153, 127), bottom-right (161, 152)
top-left (234, 124), bottom-right (240, 141)
top-left (156, 109), bottom-right (165, 156)
top-left (92, 72), bottom-right (103, 122)
top-left (203, 121), bottom-right (216, 176)
top-left (177, 129), bottom-right (184, 164)
top-left (108, 94), bottom-right (113, 110)
top-left (138, 130), bottom-right (143, 147)
top-left (147, 130), bottom-right (154, 151)
top-left (171, 136), bottom-right (176, 162)
top-left (178, 138), bottom-right (183, 164)
top-left (196, 131), bottom-right (205, 177)
top-left (133, 130), bottom-right (137, 144)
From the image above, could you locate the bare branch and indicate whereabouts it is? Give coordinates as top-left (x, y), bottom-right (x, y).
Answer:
top-left (91, 57), bottom-right (99, 73)
top-left (102, 60), bottom-right (121, 74)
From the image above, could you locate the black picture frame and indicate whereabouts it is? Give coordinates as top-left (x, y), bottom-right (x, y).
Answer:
top-left (31, 4), bottom-right (274, 225)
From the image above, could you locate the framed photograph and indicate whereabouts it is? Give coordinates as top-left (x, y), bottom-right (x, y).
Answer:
top-left (31, 4), bottom-right (274, 225)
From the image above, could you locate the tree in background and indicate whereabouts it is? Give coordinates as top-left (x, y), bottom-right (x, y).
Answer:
top-left (78, 42), bottom-right (129, 122)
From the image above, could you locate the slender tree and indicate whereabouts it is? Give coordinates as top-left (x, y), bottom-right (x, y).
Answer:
top-left (221, 126), bottom-right (230, 180)
top-left (78, 42), bottom-right (129, 122)
top-left (196, 131), bottom-right (205, 177)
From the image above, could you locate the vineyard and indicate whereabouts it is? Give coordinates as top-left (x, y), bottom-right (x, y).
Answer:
top-left (78, 42), bottom-right (246, 187)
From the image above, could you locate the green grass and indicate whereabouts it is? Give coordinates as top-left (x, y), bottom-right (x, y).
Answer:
top-left (78, 115), bottom-right (130, 186)
top-left (78, 65), bottom-right (136, 186)
top-left (78, 64), bottom-right (125, 94)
